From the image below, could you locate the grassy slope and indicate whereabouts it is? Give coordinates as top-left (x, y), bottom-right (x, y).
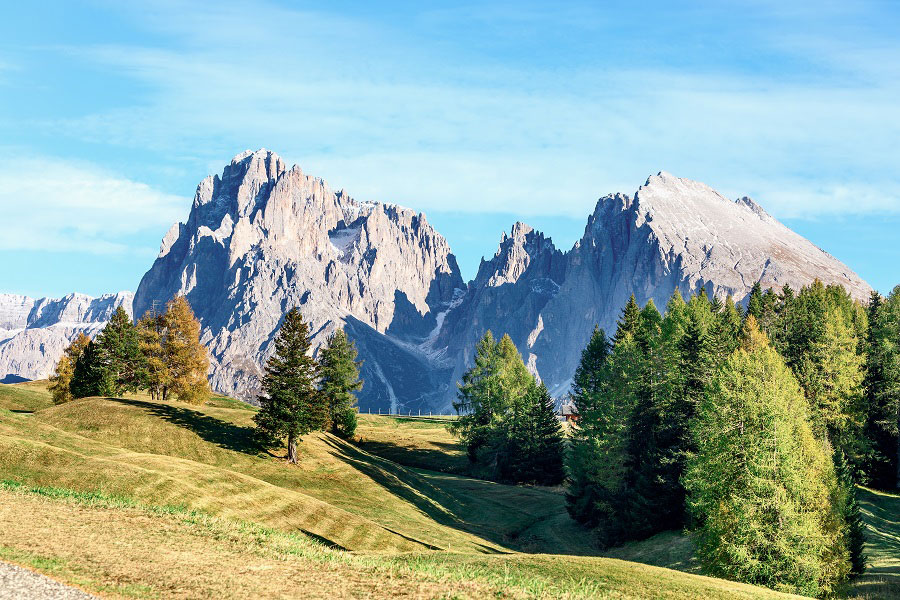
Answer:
top-left (850, 487), bottom-right (900, 599)
top-left (0, 382), bottom-right (803, 598)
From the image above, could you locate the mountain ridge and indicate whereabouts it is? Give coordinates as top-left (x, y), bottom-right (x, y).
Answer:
top-left (1, 151), bottom-right (872, 410)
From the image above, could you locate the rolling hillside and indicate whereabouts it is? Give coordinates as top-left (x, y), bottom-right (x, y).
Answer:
top-left (0, 381), bottom-right (892, 598)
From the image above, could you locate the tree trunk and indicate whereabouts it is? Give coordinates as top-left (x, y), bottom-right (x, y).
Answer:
top-left (287, 433), bottom-right (298, 464)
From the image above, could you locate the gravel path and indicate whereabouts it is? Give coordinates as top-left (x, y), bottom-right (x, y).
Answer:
top-left (0, 561), bottom-right (98, 599)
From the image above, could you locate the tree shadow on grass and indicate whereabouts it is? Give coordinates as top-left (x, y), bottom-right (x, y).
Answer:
top-left (354, 438), bottom-right (469, 475)
top-left (852, 487), bottom-right (900, 599)
top-left (321, 435), bottom-right (512, 554)
top-left (110, 398), bottom-right (264, 456)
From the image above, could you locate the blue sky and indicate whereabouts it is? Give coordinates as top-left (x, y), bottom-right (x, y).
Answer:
top-left (1, 0), bottom-right (898, 297)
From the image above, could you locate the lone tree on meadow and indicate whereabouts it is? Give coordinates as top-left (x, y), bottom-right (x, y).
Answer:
top-left (318, 329), bottom-right (363, 439)
top-left (254, 308), bottom-right (326, 463)
top-left (49, 333), bottom-right (91, 404)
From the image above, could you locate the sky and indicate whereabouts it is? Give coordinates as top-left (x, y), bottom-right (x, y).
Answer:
top-left (0, 0), bottom-right (898, 298)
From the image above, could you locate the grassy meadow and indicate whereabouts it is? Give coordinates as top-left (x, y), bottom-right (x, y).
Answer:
top-left (0, 380), bottom-right (895, 598)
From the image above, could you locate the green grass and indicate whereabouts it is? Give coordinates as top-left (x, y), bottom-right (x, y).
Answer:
top-left (0, 381), bottom-right (826, 598)
top-left (0, 380), bottom-right (54, 412)
top-left (850, 487), bottom-right (900, 599)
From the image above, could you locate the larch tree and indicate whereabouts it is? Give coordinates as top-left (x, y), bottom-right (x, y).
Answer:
top-left (254, 308), bottom-right (324, 464)
top-left (684, 317), bottom-right (850, 597)
top-left (48, 333), bottom-right (91, 404)
top-left (163, 297), bottom-right (210, 404)
top-left (318, 328), bottom-right (363, 439)
top-left (137, 310), bottom-right (170, 402)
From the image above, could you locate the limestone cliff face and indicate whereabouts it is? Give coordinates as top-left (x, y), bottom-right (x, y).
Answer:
top-left (435, 172), bottom-right (872, 405)
top-left (0, 292), bottom-right (133, 382)
top-left (17, 158), bottom-right (870, 411)
top-left (132, 149), bottom-right (464, 408)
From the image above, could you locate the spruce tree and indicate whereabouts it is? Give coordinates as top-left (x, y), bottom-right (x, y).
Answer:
top-left (163, 297), bottom-right (210, 404)
top-left (566, 327), bottom-right (623, 529)
top-left (614, 294), bottom-right (642, 344)
top-left (833, 449), bottom-right (868, 576)
top-left (48, 333), bottom-right (90, 404)
top-left (318, 329), bottom-right (363, 439)
top-left (70, 339), bottom-right (113, 398)
top-left (254, 308), bottom-right (324, 464)
top-left (505, 382), bottom-right (565, 486)
top-left (94, 306), bottom-right (144, 395)
top-left (862, 287), bottom-right (900, 488)
top-left (684, 317), bottom-right (850, 596)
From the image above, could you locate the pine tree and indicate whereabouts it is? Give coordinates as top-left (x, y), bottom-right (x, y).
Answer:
top-left (684, 317), bottom-right (850, 596)
top-left (48, 333), bottom-right (90, 404)
top-left (254, 308), bottom-right (324, 464)
top-left (94, 306), bottom-right (144, 395)
top-left (452, 331), bottom-right (503, 465)
top-left (505, 383), bottom-right (565, 486)
top-left (318, 329), bottom-right (363, 439)
top-left (833, 449), bottom-right (868, 576)
top-left (614, 294), bottom-right (642, 344)
top-left (566, 327), bottom-right (622, 529)
top-left (163, 297), bottom-right (210, 404)
top-left (862, 287), bottom-right (900, 488)
top-left (70, 339), bottom-right (113, 398)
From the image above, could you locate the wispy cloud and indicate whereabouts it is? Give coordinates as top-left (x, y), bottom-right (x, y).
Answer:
top-left (0, 154), bottom-right (186, 254)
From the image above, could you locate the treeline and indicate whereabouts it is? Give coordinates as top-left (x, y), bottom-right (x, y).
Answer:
top-left (254, 308), bottom-right (363, 463)
top-left (49, 297), bottom-right (210, 404)
top-left (452, 332), bottom-right (566, 485)
top-left (565, 281), bottom-right (900, 596)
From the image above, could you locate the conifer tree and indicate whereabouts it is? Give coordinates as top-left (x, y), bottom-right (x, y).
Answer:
top-left (163, 297), bottom-right (210, 404)
top-left (862, 287), bottom-right (900, 488)
top-left (70, 339), bottom-right (113, 398)
top-left (684, 317), bottom-right (850, 596)
top-left (567, 327), bottom-right (624, 529)
top-left (48, 333), bottom-right (90, 404)
top-left (503, 383), bottom-right (566, 485)
top-left (318, 329), bottom-right (363, 439)
top-left (614, 294), bottom-right (642, 344)
top-left (833, 449), bottom-right (868, 576)
top-left (94, 306), bottom-right (144, 395)
top-left (254, 308), bottom-right (324, 464)
top-left (452, 331), bottom-right (503, 464)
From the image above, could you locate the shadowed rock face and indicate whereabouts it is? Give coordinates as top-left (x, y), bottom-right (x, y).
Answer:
top-left (133, 149), bottom-right (465, 409)
top-left (64, 154), bottom-right (870, 412)
top-left (0, 292), bottom-right (133, 381)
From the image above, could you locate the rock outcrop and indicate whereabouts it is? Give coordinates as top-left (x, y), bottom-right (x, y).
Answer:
top-left (435, 171), bottom-right (872, 404)
top-left (53, 154), bottom-right (869, 412)
top-left (133, 149), bottom-right (464, 409)
top-left (0, 292), bottom-right (133, 382)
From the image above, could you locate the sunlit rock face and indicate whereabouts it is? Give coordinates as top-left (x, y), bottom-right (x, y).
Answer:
top-left (133, 149), bottom-right (464, 409)
top-left (0, 292), bottom-right (133, 383)
top-left (435, 171), bottom-right (871, 406)
top-left (132, 154), bottom-right (871, 412)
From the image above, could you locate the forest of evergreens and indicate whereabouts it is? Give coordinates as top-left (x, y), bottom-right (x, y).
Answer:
top-left (565, 281), bottom-right (900, 596)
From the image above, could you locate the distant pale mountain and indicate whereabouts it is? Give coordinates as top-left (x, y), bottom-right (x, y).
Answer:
top-left (6, 151), bottom-right (871, 410)
top-left (0, 292), bottom-right (133, 383)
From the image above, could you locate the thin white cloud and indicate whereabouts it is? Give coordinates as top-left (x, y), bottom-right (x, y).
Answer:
top-left (0, 155), bottom-right (186, 254)
top-left (24, 0), bottom-right (900, 220)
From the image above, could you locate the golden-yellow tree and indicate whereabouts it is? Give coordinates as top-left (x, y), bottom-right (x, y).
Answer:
top-left (48, 333), bottom-right (91, 404)
top-left (163, 296), bottom-right (210, 404)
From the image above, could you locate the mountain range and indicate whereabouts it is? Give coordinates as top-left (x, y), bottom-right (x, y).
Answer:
top-left (0, 150), bottom-right (871, 410)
